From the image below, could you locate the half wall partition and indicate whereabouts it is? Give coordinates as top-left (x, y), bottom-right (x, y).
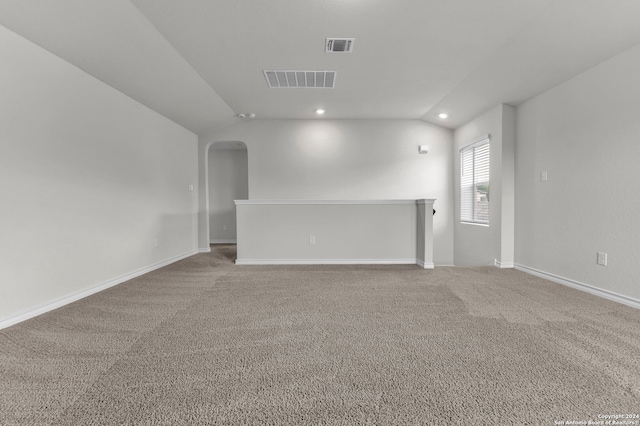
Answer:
top-left (234, 199), bottom-right (435, 267)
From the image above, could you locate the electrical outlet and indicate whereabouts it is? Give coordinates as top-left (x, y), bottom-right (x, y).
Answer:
top-left (223, 225), bottom-right (228, 231)
top-left (540, 170), bottom-right (548, 182)
top-left (309, 235), bottom-right (316, 245)
top-left (597, 252), bottom-right (607, 266)
top-left (154, 238), bottom-right (159, 248)
top-left (188, 184), bottom-right (194, 191)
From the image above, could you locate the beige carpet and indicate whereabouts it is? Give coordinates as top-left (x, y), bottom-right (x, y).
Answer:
top-left (1, 245), bottom-right (639, 425)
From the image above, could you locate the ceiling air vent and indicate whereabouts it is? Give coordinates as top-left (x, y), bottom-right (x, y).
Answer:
top-left (263, 70), bottom-right (337, 88)
top-left (326, 38), bottom-right (354, 53)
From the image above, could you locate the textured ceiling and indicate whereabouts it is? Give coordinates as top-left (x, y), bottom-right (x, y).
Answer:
top-left (1, 0), bottom-right (640, 134)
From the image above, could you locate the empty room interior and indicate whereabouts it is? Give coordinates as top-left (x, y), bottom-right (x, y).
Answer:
top-left (2, 1), bottom-right (640, 424)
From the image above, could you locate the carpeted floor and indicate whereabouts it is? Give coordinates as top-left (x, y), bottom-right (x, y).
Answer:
top-left (1, 245), bottom-right (639, 425)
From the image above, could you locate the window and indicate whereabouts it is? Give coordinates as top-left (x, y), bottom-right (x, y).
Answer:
top-left (460, 136), bottom-right (490, 225)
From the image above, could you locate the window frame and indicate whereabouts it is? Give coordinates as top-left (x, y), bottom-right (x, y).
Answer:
top-left (460, 135), bottom-right (491, 226)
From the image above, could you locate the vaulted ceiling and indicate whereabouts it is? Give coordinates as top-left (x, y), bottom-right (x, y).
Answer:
top-left (2, 0), bottom-right (640, 135)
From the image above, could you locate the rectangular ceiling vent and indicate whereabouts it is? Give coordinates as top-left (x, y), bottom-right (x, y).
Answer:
top-left (326, 38), bottom-right (354, 53)
top-left (264, 70), bottom-right (336, 88)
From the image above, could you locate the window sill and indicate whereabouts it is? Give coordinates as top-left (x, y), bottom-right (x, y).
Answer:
top-left (460, 221), bottom-right (489, 227)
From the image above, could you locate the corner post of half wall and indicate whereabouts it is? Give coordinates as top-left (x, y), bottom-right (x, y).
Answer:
top-left (417, 199), bottom-right (436, 269)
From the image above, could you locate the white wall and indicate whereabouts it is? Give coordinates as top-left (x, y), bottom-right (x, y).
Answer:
top-left (0, 25), bottom-right (199, 324)
top-left (208, 148), bottom-right (248, 243)
top-left (515, 42), bottom-right (640, 302)
top-left (453, 104), bottom-right (515, 266)
top-left (200, 119), bottom-right (454, 265)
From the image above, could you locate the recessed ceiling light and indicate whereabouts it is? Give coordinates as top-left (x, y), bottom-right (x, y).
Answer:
top-left (438, 113), bottom-right (448, 119)
top-left (316, 109), bottom-right (325, 115)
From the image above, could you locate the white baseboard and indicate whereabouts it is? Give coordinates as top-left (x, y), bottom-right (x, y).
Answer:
top-left (495, 260), bottom-right (515, 268)
top-left (417, 260), bottom-right (435, 269)
top-left (199, 247), bottom-right (211, 253)
top-left (515, 264), bottom-right (640, 310)
top-left (0, 249), bottom-right (200, 330)
top-left (235, 258), bottom-right (419, 266)
top-left (210, 239), bottom-right (237, 244)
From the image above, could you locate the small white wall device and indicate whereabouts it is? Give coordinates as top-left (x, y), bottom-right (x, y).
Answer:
top-left (418, 145), bottom-right (429, 154)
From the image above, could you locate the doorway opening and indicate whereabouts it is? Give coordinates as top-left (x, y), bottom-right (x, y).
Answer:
top-left (207, 141), bottom-right (248, 245)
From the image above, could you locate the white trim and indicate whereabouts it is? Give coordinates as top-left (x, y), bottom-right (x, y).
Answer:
top-left (235, 258), bottom-right (419, 266)
top-left (210, 239), bottom-right (237, 244)
top-left (0, 249), bottom-right (200, 330)
top-left (416, 199), bottom-right (436, 205)
top-left (494, 260), bottom-right (515, 268)
top-left (199, 247), bottom-right (212, 253)
top-left (461, 221), bottom-right (489, 227)
top-left (416, 260), bottom-right (435, 269)
top-left (234, 199), bottom-right (435, 205)
top-left (515, 264), bottom-right (640, 310)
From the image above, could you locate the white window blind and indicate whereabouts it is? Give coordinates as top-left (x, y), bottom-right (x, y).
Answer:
top-left (460, 135), bottom-right (490, 225)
